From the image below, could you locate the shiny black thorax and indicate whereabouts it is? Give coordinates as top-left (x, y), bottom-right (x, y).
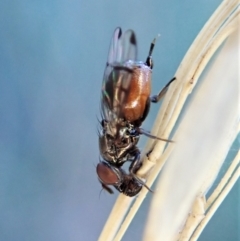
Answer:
top-left (99, 102), bottom-right (143, 163)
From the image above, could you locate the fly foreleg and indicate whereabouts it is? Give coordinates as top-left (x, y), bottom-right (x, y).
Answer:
top-left (129, 150), bottom-right (153, 192)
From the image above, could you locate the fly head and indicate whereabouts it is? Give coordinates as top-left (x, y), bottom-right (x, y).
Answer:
top-left (96, 161), bottom-right (142, 197)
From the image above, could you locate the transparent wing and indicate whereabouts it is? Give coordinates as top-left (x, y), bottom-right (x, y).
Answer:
top-left (101, 67), bottom-right (133, 123)
top-left (107, 27), bottom-right (137, 64)
top-left (120, 29), bottom-right (137, 63)
top-left (107, 27), bottom-right (122, 64)
top-left (101, 28), bottom-right (137, 124)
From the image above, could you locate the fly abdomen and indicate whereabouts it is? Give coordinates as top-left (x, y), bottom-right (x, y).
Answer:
top-left (123, 64), bottom-right (152, 123)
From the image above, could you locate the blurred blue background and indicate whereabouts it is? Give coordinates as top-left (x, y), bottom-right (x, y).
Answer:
top-left (0, 0), bottom-right (238, 240)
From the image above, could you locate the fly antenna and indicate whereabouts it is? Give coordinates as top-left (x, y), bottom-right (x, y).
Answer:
top-left (145, 34), bottom-right (160, 69)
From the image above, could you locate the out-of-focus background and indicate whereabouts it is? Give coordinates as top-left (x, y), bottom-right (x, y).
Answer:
top-left (0, 0), bottom-right (238, 240)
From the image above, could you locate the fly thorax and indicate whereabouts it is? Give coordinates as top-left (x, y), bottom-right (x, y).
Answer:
top-left (99, 134), bottom-right (117, 163)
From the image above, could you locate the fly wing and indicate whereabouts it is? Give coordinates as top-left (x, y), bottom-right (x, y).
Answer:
top-left (107, 27), bottom-right (122, 64)
top-left (121, 29), bottom-right (137, 63)
top-left (107, 28), bottom-right (137, 64)
top-left (101, 28), bottom-right (137, 125)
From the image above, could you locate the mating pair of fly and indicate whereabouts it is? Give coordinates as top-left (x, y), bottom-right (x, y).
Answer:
top-left (96, 27), bottom-right (176, 197)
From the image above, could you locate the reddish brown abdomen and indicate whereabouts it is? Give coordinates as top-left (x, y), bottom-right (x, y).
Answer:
top-left (123, 66), bottom-right (151, 122)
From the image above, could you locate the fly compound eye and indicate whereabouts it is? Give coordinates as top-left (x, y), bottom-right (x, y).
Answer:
top-left (96, 162), bottom-right (119, 185)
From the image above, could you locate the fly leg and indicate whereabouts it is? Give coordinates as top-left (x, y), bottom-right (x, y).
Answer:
top-left (129, 150), bottom-right (153, 192)
top-left (150, 77), bottom-right (176, 103)
top-left (140, 77), bottom-right (176, 148)
top-left (137, 127), bottom-right (174, 143)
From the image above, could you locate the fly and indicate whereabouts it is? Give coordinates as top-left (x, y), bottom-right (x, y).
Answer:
top-left (96, 27), bottom-right (175, 197)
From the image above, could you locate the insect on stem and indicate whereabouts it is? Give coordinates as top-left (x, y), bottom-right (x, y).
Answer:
top-left (97, 28), bottom-right (174, 197)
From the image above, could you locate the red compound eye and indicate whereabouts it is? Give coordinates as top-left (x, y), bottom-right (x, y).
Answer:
top-left (96, 163), bottom-right (119, 184)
